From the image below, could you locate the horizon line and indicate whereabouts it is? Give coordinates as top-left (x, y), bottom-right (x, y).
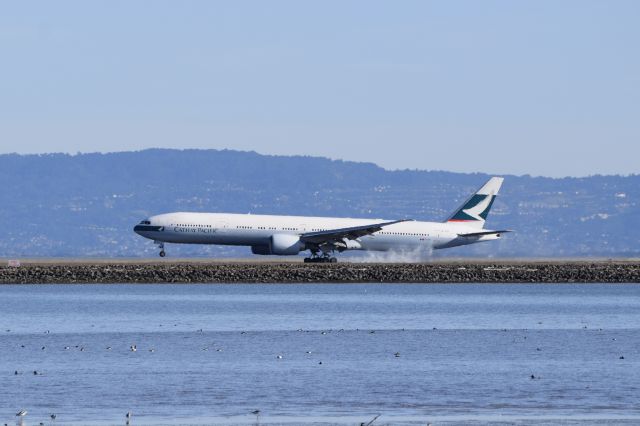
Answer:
top-left (0, 147), bottom-right (637, 180)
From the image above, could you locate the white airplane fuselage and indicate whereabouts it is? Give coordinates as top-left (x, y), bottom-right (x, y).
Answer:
top-left (135, 212), bottom-right (501, 252)
top-left (134, 177), bottom-right (509, 260)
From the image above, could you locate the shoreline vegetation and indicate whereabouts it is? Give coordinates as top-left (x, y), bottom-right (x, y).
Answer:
top-left (1, 260), bottom-right (639, 284)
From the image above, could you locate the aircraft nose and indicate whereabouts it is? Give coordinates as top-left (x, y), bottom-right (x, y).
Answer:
top-left (133, 220), bottom-right (164, 238)
top-left (134, 219), bottom-right (154, 236)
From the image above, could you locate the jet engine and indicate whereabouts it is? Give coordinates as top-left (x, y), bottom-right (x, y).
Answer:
top-left (270, 233), bottom-right (305, 255)
top-left (251, 234), bottom-right (305, 255)
top-left (251, 245), bottom-right (271, 255)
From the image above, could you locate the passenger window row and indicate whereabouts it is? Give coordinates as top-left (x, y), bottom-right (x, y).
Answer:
top-left (168, 225), bottom-right (433, 235)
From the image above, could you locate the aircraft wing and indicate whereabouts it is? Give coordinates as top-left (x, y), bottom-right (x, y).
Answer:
top-left (457, 229), bottom-right (513, 237)
top-left (300, 219), bottom-right (411, 244)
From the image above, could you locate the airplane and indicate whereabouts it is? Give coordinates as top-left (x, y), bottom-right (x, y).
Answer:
top-left (133, 176), bottom-right (510, 262)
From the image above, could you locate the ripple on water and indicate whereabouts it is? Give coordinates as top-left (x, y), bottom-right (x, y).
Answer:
top-left (1, 283), bottom-right (639, 424)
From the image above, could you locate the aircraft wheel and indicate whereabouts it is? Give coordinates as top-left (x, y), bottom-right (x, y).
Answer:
top-left (159, 250), bottom-right (166, 257)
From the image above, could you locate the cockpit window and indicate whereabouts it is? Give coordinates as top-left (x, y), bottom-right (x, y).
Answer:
top-left (139, 220), bottom-right (151, 225)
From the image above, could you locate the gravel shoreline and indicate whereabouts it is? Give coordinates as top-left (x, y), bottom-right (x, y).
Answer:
top-left (1, 262), bottom-right (639, 283)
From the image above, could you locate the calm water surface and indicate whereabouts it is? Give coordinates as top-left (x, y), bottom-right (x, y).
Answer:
top-left (1, 283), bottom-right (639, 425)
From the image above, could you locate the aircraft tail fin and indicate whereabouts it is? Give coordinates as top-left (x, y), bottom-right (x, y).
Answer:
top-left (445, 177), bottom-right (504, 229)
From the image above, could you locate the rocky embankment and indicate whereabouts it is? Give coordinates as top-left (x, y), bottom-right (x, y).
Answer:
top-left (1, 262), bottom-right (639, 284)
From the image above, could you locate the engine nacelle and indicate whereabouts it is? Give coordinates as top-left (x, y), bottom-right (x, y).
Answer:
top-left (270, 233), bottom-right (305, 255)
top-left (251, 245), bottom-right (272, 255)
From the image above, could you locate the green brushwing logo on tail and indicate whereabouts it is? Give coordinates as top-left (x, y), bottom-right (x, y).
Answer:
top-left (448, 194), bottom-right (496, 222)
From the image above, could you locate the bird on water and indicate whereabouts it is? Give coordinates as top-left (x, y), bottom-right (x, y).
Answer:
top-left (360, 414), bottom-right (380, 426)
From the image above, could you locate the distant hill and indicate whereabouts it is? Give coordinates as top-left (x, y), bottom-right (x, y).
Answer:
top-left (0, 149), bottom-right (638, 258)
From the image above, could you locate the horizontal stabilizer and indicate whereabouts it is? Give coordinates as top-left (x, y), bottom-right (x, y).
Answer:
top-left (457, 230), bottom-right (513, 237)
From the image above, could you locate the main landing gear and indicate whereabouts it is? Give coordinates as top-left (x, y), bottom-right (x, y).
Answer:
top-left (303, 257), bottom-right (337, 263)
top-left (303, 255), bottom-right (338, 263)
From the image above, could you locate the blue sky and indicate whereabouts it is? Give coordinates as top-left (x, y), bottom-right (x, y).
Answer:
top-left (0, 1), bottom-right (638, 177)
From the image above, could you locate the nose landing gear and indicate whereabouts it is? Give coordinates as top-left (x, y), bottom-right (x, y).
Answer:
top-left (156, 241), bottom-right (166, 258)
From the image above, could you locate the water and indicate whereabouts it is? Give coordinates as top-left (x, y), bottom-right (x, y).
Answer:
top-left (1, 283), bottom-right (640, 425)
